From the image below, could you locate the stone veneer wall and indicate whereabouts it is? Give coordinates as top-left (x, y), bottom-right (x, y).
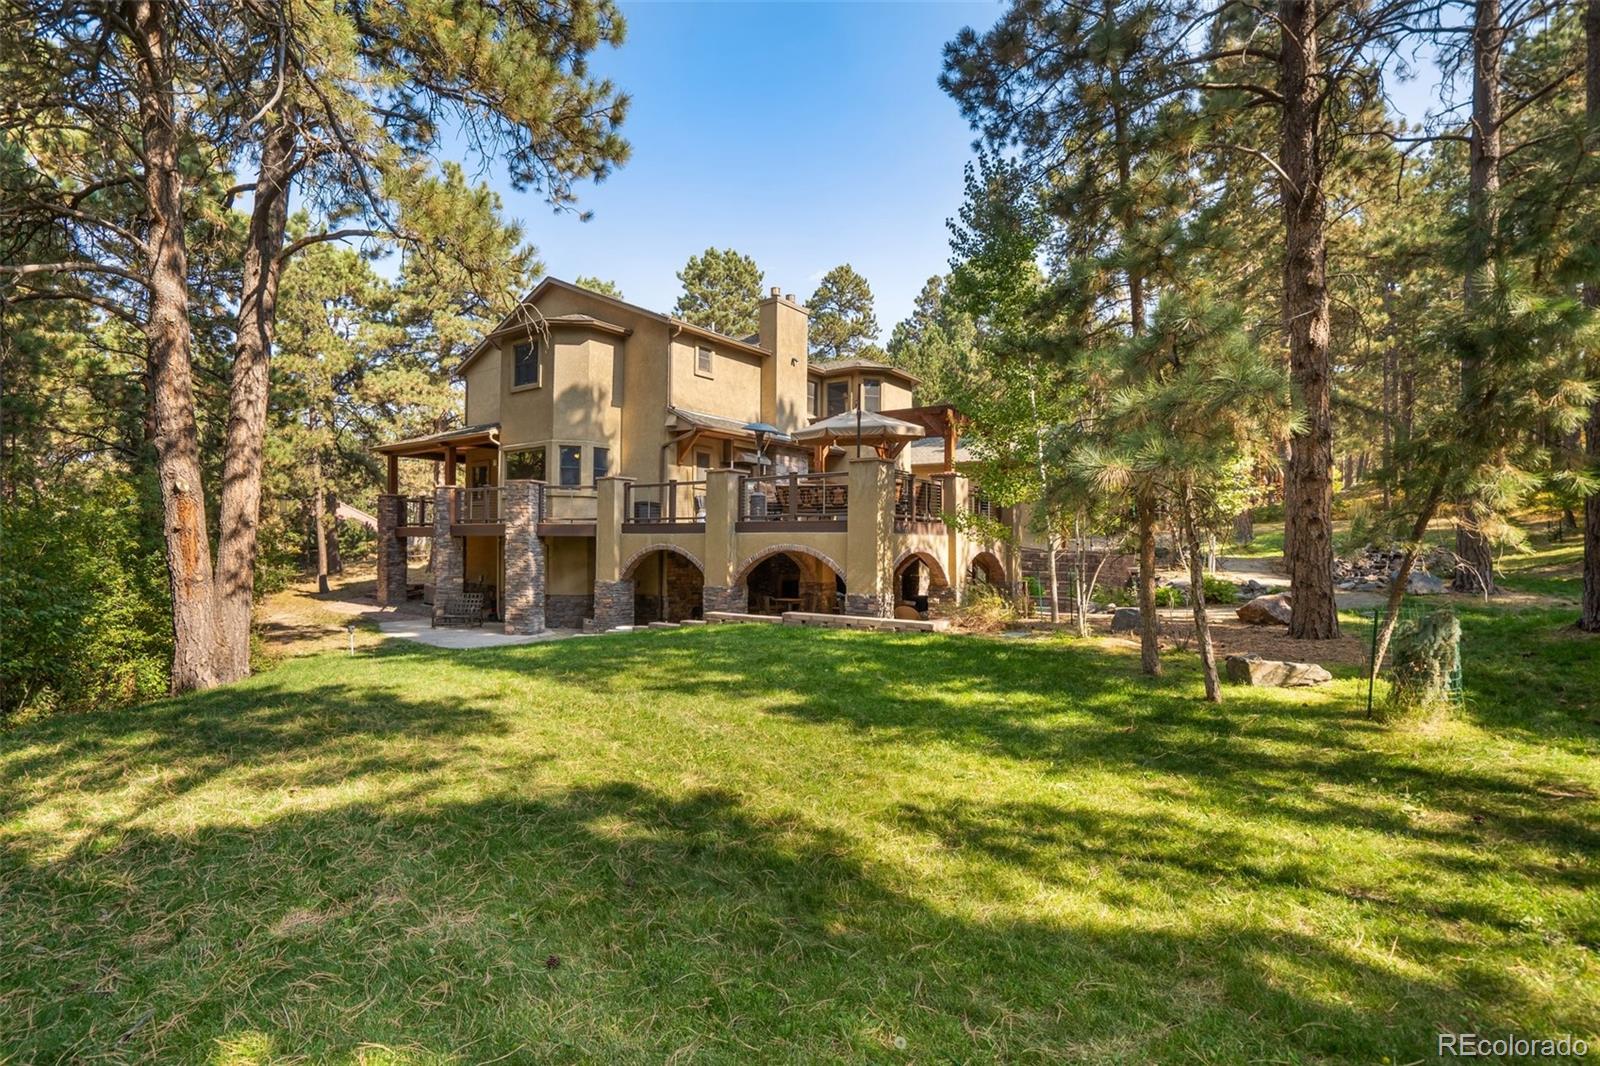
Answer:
top-left (1017, 546), bottom-right (1135, 593)
top-left (702, 585), bottom-right (745, 614)
top-left (843, 593), bottom-right (886, 617)
top-left (376, 495), bottom-right (407, 606)
top-left (430, 487), bottom-right (463, 625)
top-left (592, 579), bottom-right (634, 629)
top-left (501, 481), bottom-right (546, 634)
top-left (545, 595), bottom-right (593, 630)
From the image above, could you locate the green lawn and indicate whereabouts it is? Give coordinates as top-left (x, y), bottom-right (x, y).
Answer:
top-left (3, 619), bottom-right (1597, 1063)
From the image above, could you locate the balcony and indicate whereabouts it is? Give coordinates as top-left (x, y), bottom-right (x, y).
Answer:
top-left (894, 473), bottom-right (944, 529)
top-left (540, 487), bottom-right (598, 536)
top-left (623, 480), bottom-right (707, 532)
top-left (737, 471), bottom-right (849, 530)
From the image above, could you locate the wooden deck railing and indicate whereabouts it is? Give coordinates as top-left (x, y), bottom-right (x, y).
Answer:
top-left (739, 471), bottom-right (849, 523)
top-left (894, 473), bottom-right (944, 523)
top-left (624, 480), bottom-right (706, 524)
top-left (402, 494), bottom-right (433, 527)
top-left (458, 486), bottom-right (501, 523)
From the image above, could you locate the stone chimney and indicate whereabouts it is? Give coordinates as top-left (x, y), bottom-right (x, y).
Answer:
top-left (758, 287), bottom-right (809, 433)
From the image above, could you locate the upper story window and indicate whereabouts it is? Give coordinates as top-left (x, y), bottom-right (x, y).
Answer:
top-left (807, 380), bottom-right (819, 418)
top-left (593, 446), bottom-right (610, 483)
top-left (558, 445), bottom-right (582, 487)
top-left (513, 340), bottom-right (541, 388)
top-left (825, 380), bottom-right (848, 417)
top-left (695, 345), bottom-right (714, 378)
top-left (863, 378), bottom-right (881, 413)
top-left (506, 446), bottom-right (546, 481)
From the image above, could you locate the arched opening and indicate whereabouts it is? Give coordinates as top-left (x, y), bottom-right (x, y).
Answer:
top-left (893, 551), bottom-right (950, 619)
top-left (624, 547), bottom-right (704, 624)
top-left (969, 550), bottom-right (1007, 590)
top-left (739, 549), bottom-right (845, 616)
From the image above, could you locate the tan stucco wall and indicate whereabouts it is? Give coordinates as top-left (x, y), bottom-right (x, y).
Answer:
top-left (545, 537), bottom-right (595, 596)
top-left (464, 350), bottom-right (501, 426)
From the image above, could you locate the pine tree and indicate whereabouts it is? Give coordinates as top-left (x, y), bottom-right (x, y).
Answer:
top-left (575, 276), bottom-right (624, 299)
top-left (672, 248), bottom-right (764, 336)
top-left (808, 265), bottom-right (881, 361)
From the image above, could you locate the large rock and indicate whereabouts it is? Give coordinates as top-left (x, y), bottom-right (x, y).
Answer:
top-left (1405, 569), bottom-right (1445, 595)
top-left (1236, 592), bottom-right (1293, 626)
top-left (1111, 606), bottom-right (1141, 634)
top-left (1223, 654), bottom-right (1332, 687)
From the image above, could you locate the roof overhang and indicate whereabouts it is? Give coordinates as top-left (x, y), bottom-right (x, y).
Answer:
top-left (375, 423), bottom-right (500, 460)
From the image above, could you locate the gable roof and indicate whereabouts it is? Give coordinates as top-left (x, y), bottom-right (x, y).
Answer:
top-left (457, 277), bottom-right (771, 376)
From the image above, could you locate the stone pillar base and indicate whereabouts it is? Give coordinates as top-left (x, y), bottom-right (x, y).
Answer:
top-left (502, 481), bottom-right (547, 635)
top-left (844, 593), bottom-right (889, 618)
top-left (703, 585), bottom-right (746, 614)
top-left (376, 495), bottom-right (408, 606)
top-left (593, 579), bottom-right (635, 629)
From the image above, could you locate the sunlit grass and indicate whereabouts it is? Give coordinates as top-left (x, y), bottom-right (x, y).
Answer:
top-left (3, 622), bottom-right (1596, 1063)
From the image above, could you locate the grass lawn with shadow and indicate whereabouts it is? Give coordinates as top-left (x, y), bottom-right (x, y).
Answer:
top-left (3, 620), bottom-right (1596, 1063)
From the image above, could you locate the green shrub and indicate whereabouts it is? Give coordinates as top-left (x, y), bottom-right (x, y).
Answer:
top-left (1, 484), bottom-right (171, 723)
top-left (1153, 585), bottom-right (1184, 607)
top-left (1201, 575), bottom-right (1239, 604)
top-left (1381, 608), bottom-right (1461, 721)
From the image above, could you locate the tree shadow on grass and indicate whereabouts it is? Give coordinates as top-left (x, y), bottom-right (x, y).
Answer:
top-left (0, 670), bottom-right (509, 842)
top-left (5, 779), bottom-right (1585, 1064)
top-left (430, 627), bottom-right (1600, 875)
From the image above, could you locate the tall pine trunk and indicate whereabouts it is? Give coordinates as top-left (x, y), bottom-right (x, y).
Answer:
top-left (132, 1), bottom-right (220, 693)
top-left (312, 441), bottom-right (330, 595)
top-left (1105, 1), bottom-right (1162, 674)
top-left (1581, 0), bottom-right (1600, 631)
top-left (1136, 492), bottom-right (1162, 676)
top-left (215, 118), bottom-right (297, 680)
top-left (1453, 0), bottom-right (1504, 596)
top-left (1180, 482), bottom-right (1220, 703)
top-left (1279, 0), bottom-right (1339, 640)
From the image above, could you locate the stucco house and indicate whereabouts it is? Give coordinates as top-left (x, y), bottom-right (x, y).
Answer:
top-left (373, 277), bottom-right (1019, 632)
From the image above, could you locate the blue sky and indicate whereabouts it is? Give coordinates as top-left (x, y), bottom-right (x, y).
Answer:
top-left (459, 2), bottom-right (1445, 341)
top-left (469, 1), bottom-right (998, 339)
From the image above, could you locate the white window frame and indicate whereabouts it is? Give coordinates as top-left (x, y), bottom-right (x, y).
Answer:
top-left (694, 345), bottom-right (714, 378)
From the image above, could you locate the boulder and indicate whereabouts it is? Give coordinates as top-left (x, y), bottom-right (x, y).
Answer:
top-left (1223, 654), bottom-right (1332, 687)
top-left (893, 604), bottom-right (923, 621)
top-left (1236, 592), bottom-right (1293, 626)
top-left (1111, 606), bottom-right (1141, 634)
top-left (1405, 569), bottom-right (1445, 595)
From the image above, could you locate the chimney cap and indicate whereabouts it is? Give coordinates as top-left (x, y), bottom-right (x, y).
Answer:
top-left (785, 293), bottom-right (795, 302)
top-left (770, 286), bottom-right (781, 297)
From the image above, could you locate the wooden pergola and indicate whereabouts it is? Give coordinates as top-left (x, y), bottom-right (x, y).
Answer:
top-left (374, 423), bottom-right (500, 493)
top-left (879, 404), bottom-right (967, 472)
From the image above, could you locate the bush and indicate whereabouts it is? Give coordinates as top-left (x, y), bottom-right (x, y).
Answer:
top-left (1201, 575), bottom-right (1238, 604)
top-left (1153, 585), bottom-right (1184, 607)
top-left (1, 484), bottom-right (171, 723)
top-left (1381, 608), bottom-right (1460, 721)
top-left (952, 582), bottom-right (1019, 633)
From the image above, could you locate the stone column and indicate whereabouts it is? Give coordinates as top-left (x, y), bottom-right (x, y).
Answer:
top-left (502, 480), bottom-right (546, 634)
top-left (844, 457), bottom-right (896, 617)
top-left (700, 468), bottom-right (745, 613)
top-left (430, 486), bottom-right (463, 625)
top-left (591, 476), bottom-right (634, 629)
top-left (376, 494), bottom-right (408, 606)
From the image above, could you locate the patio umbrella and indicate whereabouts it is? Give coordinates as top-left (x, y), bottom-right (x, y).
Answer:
top-left (791, 409), bottom-right (926, 460)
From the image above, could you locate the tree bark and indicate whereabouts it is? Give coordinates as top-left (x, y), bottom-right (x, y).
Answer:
top-left (312, 441), bottom-right (329, 595)
top-left (325, 491), bottom-right (344, 575)
top-left (1181, 483), bottom-right (1221, 703)
top-left (1279, 0), bottom-right (1339, 639)
top-left (1453, 0), bottom-right (1504, 596)
top-left (1582, 0), bottom-right (1600, 631)
top-left (215, 117), bottom-right (297, 680)
top-left (1369, 478), bottom-right (1448, 707)
top-left (131, 1), bottom-right (220, 693)
top-left (1136, 491), bottom-right (1162, 676)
